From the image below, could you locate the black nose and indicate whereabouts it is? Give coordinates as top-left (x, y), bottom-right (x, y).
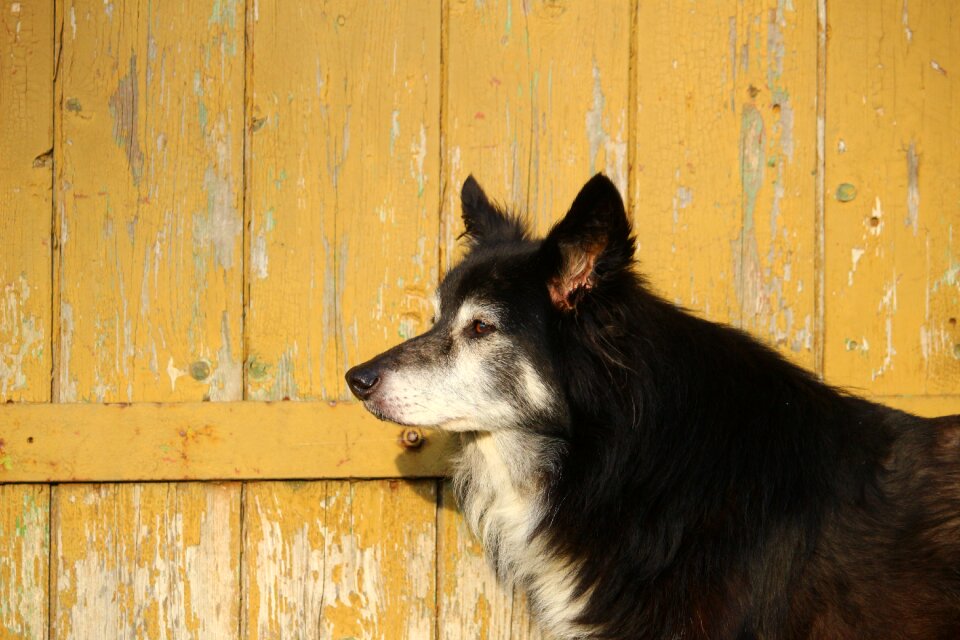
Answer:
top-left (345, 365), bottom-right (381, 400)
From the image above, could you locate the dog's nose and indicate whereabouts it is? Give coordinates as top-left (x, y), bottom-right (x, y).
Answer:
top-left (345, 365), bottom-right (381, 400)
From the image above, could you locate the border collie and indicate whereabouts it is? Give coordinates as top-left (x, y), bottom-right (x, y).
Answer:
top-left (346, 174), bottom-right (960, 639)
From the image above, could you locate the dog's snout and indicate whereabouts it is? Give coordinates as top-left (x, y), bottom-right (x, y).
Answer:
top-left (345, 365), bottom-right (381, 400)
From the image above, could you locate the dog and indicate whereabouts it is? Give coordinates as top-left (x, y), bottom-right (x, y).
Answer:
top-left (346, 174), bottom-right (960, 639)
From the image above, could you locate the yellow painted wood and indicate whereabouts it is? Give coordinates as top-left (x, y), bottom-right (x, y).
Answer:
top-left (824, 0), bottom-right (960, 394)
top-left (0, 401), bottom-right (456, 482)
top-left (634, 0), bottom-right (818, 369)
top-left (246, 1), bottom-right (440, 401)
top-left (437, 481), bottom-right (548, 640)
top-left (0, 0), bottom-right (52, 403)
top-left (241, 482), bottom-right (328, 639)
top-left (442, 0), bottom-right (631, 263)
top-left (57, 0), bottom-right (245, 403)
top-left (0, 3), bottom-right (53, 637)
top-left (0, 485), bottom-right (48, 640)
top-left (51, 482), bottom-right (240, 639)
top-left (244, 480), bottom-right (437, 639)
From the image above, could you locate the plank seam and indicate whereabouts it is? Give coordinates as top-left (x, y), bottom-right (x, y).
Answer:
top-left (241, 0), bottom-right (253, 403)
top-left (814, 0), bottom-right (828, 380)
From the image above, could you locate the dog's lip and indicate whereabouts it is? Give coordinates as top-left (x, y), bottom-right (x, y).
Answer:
top-left (361, 400), bottom-right (445, 430)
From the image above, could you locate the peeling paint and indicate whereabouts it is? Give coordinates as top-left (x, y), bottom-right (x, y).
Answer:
top-left (59, 302), bottom-right (78, 402)
top-left (199, 121), bottom-right (241, 269)
top-left (735, 104), bottom-right (765, 326)
top-left (205, 312), bottom-right (241, 401)
top-left (0, 276), bottom-right (44, 397)
top-left (848, 247), bottom-right (865, 286)
top-left (108, 55), bottom-right (144, 184)
top-left (905, 141), bottom-right (919, 235)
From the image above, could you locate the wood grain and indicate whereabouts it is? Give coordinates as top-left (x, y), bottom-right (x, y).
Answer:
top-left (824, 0), bottom-right (960, 394)
top-left (442, 0), bottom-right (631, 264)
top-left (56, 0), bottom-right (245, 403)
top-left (51, 482), bottom-right (240, 639)
top-left (634, 0), bottom-right (818, 369)
top-left (246, 0), bottom-right (441, 401)
top-left (0, 401), bottom-right (457, 482)
top-left (0, 1), bottom-right (53, 636)
top-left (242, 480), bottom-right (437, 639)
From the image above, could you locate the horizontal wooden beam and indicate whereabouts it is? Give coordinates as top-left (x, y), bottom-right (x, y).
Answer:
top-left (0, 396), bottom-right (957, 483)
top-left (0, 401), bottom-right (458, 482)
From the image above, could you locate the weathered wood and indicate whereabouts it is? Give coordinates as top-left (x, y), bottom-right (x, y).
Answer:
top-left (0, 401), bottom-right (457, 482)
top-left (442, 0), bottom-right (631, 263)
top-left (242, 480), bottom-right (437, 639)
top-left (50, 482), bottom-right (240, 639)
top-left (56, 0), bottom-right (245, 403)
top-left (0, 485), bottom-right (48, 640)
top-left (634, 0), bottom-right (818, 370)
top-left (246, 0), bottom-right (441, 401)
top-left (0, 1), bottom-right (53, 637)
top-left (824, 0), bottom-right (960, 394)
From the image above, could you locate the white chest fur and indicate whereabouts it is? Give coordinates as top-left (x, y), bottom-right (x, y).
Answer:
top-left (454, 431), bottom-right (592, 639)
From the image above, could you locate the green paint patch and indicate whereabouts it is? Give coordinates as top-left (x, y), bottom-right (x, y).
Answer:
top-left (14, 515), bottom-right (26, 537)
top-left (246, 356), bottom-right (270, 381)
top-left (836, 183), bottom-right (858, 202)
top-left (953, 344), bottom-right (960, 360)
top-left (190, 360), bottom-right (211, 381)
top-left (0, 455), bottom-right (12, 471)
top-left (198, 101), bottom-right (208, 130)
top-left (66, 97), bottom-right (83, 112)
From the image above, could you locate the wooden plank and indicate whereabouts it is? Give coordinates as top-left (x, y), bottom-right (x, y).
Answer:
top-left (437, 481), bottom-right (548, 640)
top-left (0, 402), bottom-right (457, 482)
top-left (634, 0), bottom-right (818, 369)
top-left (442, 0), bottom-right (631, 263)
top-left (0, 2), bottom-right (53, 637)
top-left (1, 398), bottom-right (957, 483)
top-left (56, 0), bottom-right (245, 403)
top-left (246, 0), bottom-right (440, 401)
top-left (824, 0), bottom-right (960, 394)
top-left (0, 485), bottom-right (48, 640)
top-left (242, 480), bottom-right (437, 638)
top-left (51, 482), bottom-right (240, 639)
top-left (0, 0), bottom-right (53, 404)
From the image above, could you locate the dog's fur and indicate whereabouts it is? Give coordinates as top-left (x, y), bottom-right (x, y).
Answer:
top-left (346, 174), bottom-right (960, 639)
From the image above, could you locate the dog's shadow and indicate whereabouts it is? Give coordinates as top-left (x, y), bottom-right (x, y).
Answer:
top-left (392, 428), bottom-right (461, 512)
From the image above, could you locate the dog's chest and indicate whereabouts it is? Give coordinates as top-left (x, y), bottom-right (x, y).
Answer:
top-left (455, 432), bottom-right (590, 639)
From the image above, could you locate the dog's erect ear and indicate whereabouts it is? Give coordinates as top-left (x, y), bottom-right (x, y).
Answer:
top-left (461, 175), bottom-right (526, 246)
top-left (542, 174), bottom-right (634, 312)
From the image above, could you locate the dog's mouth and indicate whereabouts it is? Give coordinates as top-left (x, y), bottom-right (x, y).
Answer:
top-left (361, 397), bottom-right (444, 430)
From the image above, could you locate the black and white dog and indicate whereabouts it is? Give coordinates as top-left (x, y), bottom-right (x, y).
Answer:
top-left (346, 174), bottom-right (960, 639)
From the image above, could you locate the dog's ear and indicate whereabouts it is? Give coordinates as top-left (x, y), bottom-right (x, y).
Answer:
top-left (542, 174), bottom-right (634, 312)
top-left (461, 175), bottom-right (526, 246)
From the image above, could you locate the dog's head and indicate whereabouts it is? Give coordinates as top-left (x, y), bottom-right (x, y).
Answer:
top-left (345, 174), bottom-right (634, 433)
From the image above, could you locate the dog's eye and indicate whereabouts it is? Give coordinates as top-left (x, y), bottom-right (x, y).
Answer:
top-left (469, 319), bottom-right (495, 337)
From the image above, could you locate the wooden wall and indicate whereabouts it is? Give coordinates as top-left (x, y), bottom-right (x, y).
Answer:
top-left (1, 0), bottom-right (958, 637)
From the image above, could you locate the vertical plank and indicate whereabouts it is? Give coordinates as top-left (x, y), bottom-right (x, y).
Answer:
top-left (437, 482), bottom-right (549, 640)
top-left (442, 0), bottom-right (631, 256)
top-left (57, 0), bottom-right (244, 403)
top-left (241, 482), bottom-right (327, 639)
top-left (0, 485), bottom-right (48, 640)
top-left (242, 480), bottom-right (437, 639)
top-left (0, 0), bottom-right (53, 403)
top-left (634, 0), bottom-right (818, 368)
top-left (246, 1), bottom-right (440, 401)
top-left (51, 482), bottom-right (240, 639)
top-left (824, 0), bottom-right (960, 394)
top-left (0, 2), bottom-right (53, 637)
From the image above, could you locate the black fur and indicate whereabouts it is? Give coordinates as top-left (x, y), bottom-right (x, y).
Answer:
top-left (352, 174), bottom-right (960, 639)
